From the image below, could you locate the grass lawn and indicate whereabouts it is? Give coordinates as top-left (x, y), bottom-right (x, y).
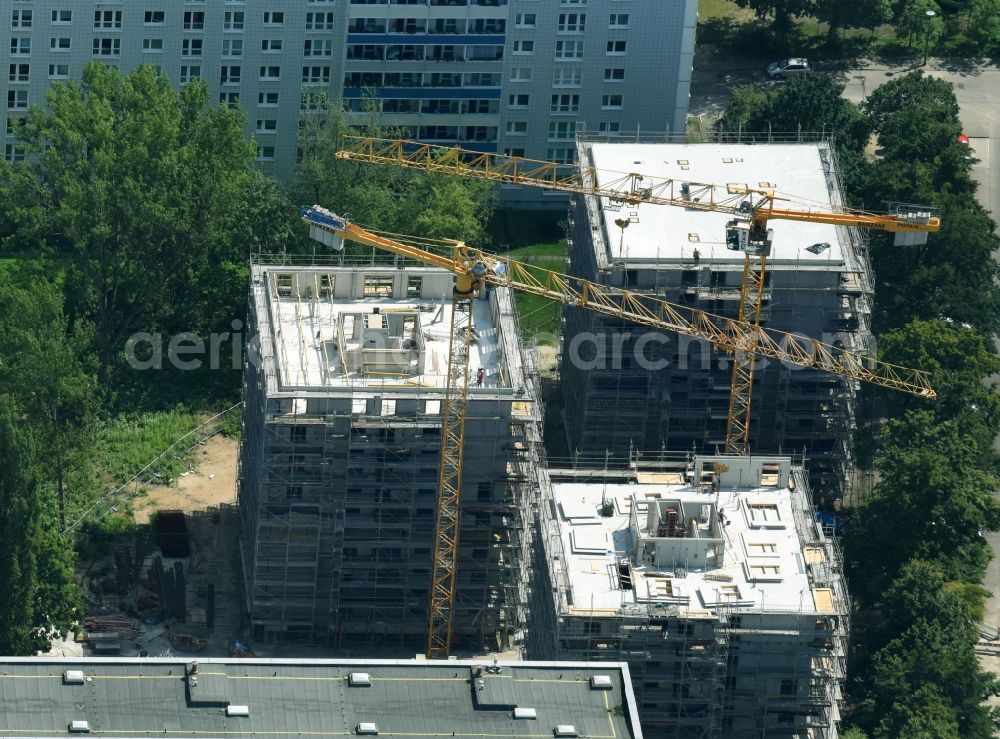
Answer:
top-left (499, 241), bottom-right (567, 338)
top-left (699, 0), bottom-right (754, 22)
top-left (94, 408), bottom-right (205, 486)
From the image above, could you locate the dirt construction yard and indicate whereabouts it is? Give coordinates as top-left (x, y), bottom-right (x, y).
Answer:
top-left (133, 435), bottom-right (238, 524)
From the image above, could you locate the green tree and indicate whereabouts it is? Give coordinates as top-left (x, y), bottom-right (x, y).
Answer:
top-left (853, 562), bottom-right (998, 738)
top-left (716, 85), bottom-right (773, 133)
top-left (967, 0), bottom-right (1000, 53)
top-left (294, 96), bottom-right (496, 247)
top-left (0, 63), bottom-right (296, 387)
top-left (845, 415), bottom-right (1000, 603)
top-left (862, 71), bottom-right (961, 133)
top-left (894, 0), bottom-right (944, 47)
top-left (0, 396), bottom-right (45, 654)
top-left (718, 75), bottom-right (868, 151)
top-left (864, 195), bottom-right (1000, 334)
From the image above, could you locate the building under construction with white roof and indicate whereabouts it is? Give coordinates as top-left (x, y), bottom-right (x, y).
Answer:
top-left (237, 258), bottom-right (547, 649)
top-left (561, 138), bottom-right (872, 499)
top-left (530, 453), bottom-right (849, 738)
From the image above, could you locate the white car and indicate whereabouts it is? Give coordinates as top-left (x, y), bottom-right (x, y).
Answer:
top-left (766, 58), bottom-right (810, 79)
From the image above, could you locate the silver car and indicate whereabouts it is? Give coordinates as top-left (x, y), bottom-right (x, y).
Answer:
top-left (766, 58), bottom-right (810, 79)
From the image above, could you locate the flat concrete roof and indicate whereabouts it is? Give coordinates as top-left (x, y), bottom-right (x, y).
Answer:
top-left (584, 142), bottom-right (848, 266)
top-left (271, 297), bottom-right (501, 390)
top-left (551, 458), bottom-right (832, 618)
top-left (0, 658), bottom-right (641, 739)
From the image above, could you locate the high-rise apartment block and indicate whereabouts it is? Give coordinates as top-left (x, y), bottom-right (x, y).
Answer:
top-left (531, 454), bottom-right (849, 738)
top-left (238, 259), bottom-right (546, 648)
top-left (561, 140), bottom-right (872, 499)
top-left (2, 0), bottom-right (697, 186)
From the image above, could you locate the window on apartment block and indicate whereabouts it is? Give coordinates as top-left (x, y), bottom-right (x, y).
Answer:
top-left (258, 92), bottom-right (279, 107)
top-left (219, 91), bottom-right (240, 107)
top-left (553, 68), bottom-right (582, 87)
top-left (550, 94), bottom-right (579, 113)
top-left (514, 13), bottom-right (536, 28)
top-left (512, 40), bottom-right (533, 55)
top-left (305, 12), bottom-right (334, 30)
top-left (94, 10), bottom-right (122, 29)
top-left (505, 121), bottom-right (527, 135)
top-left (601, 94), bottom-right (623, 109)
top-left (10, 37), bottom-right (30, 55)
top-left (11, 10), bottom-right (32, 29)
top-left (143, 38), bottom-right (164, 52)
top-left (259, 65), bottom-right (281, 81)
top-left (598, 121), bottom-right (621, 134)
top-left (256, 145), bottom-right (275, 161)
top-left (301, 65), bottom-right (330, 84)
top-left (181, 39), bottom-right (203, 57)
top-left (255, 119), bottom-right (277, 133)
top-left (180, 65), bottom-right (202, 84)
top-left (220, 65), bottom-right (241, 84)
top-left (557, 13), bottom-right (586, 32)
top-left (548, 121), bottom-right (577, 140)
top-left (4, 143), bottom-right (25, 163)
top-left (609, 13), bottom-right (630, 28)
top-left (48, 63), bottom-right (69, 79)
top-left (555, 40), bottom-right (583, 59)
top-left (510, 67), bottom-right (531, 82)
top-left (222, 39), bottom-right (243, 57)
top-left (304, 39), bottom-right (332, 57)
top-left (607, 40), bottom-right (627, 54)
top-left (144, 11), bottom-right (165, 25)
top-left (7, 90), bottom-right (28, 110)
top-left (92, 38), bottom-right (121, 57)
top-left (183, 11), bottom-right (205, 30)
top-left (545, 147), bottom-right (575, 164)
top-left (263, 11), bottom-right (285, 26)
top-left (224, 11), bottom-right (245, 31)
top-left (8, 64), bottom-right (29, 83)
top-left (507, 93), bottom-right (529, 108)
top-left (261, 39), bottom-right (283, 52)
top-left (604, 67), bottom-right (625, 81)
top-left (50, 37), bottom-right (70, 51)
top-left (51, 10), bottom-right (73, 25)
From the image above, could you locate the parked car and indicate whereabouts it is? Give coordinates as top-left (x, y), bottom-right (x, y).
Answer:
top-left (766, 58), bottom-right (810, 79)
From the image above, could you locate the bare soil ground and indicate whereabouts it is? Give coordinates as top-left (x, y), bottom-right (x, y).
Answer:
top-left (133, 435), bottom-right (238, 524)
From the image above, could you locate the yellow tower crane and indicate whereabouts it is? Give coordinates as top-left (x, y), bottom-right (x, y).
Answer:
top-left (332, 136), bottom-right (941, 454)
top-left (301, 205), bottom-right (935, 659)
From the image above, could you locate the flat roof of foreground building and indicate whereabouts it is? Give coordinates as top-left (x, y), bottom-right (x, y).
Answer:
top-left (551, 455), bottom-right (840, 618)
top-left (0, 657), bottom-right (641, 739)
top-left (251, 263), bottom-right (529, 403)
top-left (580, 142), bottom-right (850, 267)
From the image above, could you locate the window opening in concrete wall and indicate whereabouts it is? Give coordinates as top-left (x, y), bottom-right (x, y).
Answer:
top-left (277, 273), bottom-right (293, 297)
top-left (363, 275), bottom-right (394, 297)
top-left (406, 276), bottom-right (422, 298)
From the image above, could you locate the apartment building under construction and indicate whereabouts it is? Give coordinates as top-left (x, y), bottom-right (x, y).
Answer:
top-left (530, 454), bottom-right (849, 738)
top-left (561, 139), bottom-right (872, 499)
top-left (237, 258), bottom-right (547, 649)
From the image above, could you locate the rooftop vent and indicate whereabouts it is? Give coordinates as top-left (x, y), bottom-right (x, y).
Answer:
top-left (357, 722), bottom-right (379, 735)
top-left (226, 705), bottom-right (250, 718)
top-left (69, 720), bottom-right (91, 734)
top-left (590, 675), bottom-right (613, 690)
top-left (513, 707), bottom-right (538, 720)
top-left (554, 726), bottom-right (578, 737)
top-left (349, 672), bottom-right (372, 687)
top-left (63, 670), bottom-right (85, 685)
